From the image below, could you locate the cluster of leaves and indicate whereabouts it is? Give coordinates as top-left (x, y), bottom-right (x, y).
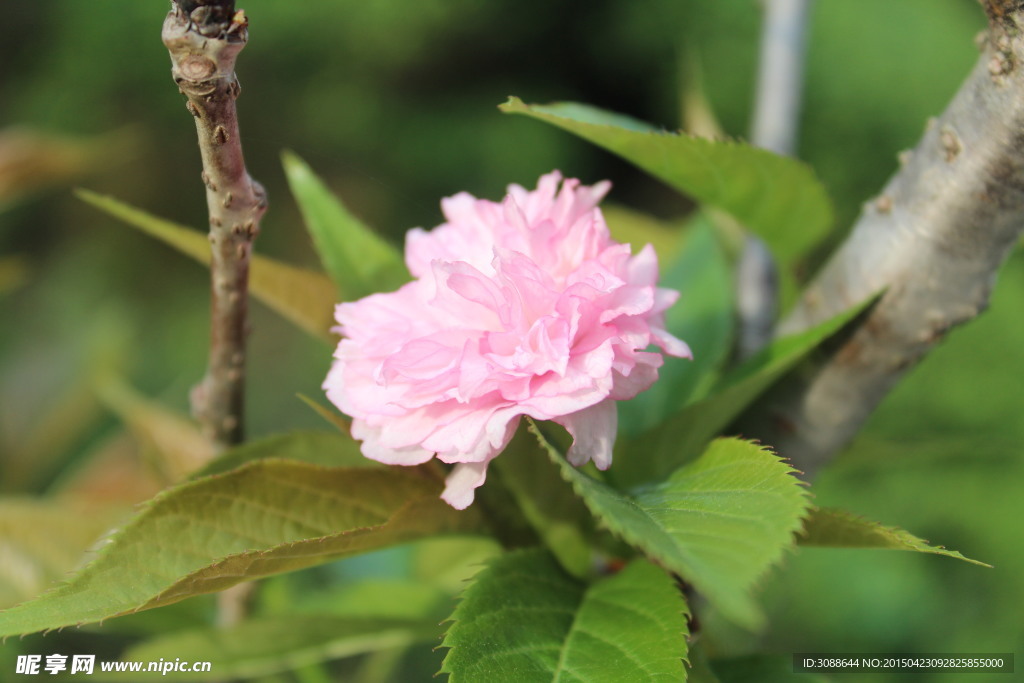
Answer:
top-left (0, 101), bottom-right (985, 682)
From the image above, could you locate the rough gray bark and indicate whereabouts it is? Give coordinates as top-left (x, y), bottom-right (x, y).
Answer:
top-left (740, 0), bottom-right (1024, 475)
top-left (162, 0), bottom-right (265, 450)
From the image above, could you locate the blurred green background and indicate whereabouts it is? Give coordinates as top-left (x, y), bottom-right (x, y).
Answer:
top-left (1, 1), bottom-right (1019, 681)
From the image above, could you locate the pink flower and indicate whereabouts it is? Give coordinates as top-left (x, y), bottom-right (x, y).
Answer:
top-left (324, 171), bottom-right (691, 509)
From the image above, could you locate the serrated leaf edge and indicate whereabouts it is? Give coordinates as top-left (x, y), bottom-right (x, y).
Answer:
top-left (799, 506), bottom-right (991, 568)
top-left (0, 461), bottom-right (480, 636)
top-left (528, 421), bottom-right (811, 629)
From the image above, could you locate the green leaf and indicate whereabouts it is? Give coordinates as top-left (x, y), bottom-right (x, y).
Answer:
top-left (0, 499), bottom-right (122, 610)
top-left (0, 460), bottom-right (484, 637)
top-left (501, 97), bottom-right (833, 265)
top-left (525, 102), bottom-right (663, 133)
top-left (105, 616), bottom-right (438, 682)
top-left (191, 430), bottom-right (370, 478)
top-left (619, 214), bottom-right (734, 435)
top-left (440, 548), bottom-right (689, 682)
top-left (535, 427), bottom-right (810, 629)
top-left (799, 507), bottom-right (989, 566)
top-left (612, 294), bottom-right (878, 490)
top-left (492, 427), bottom-right (596, 579)
top-left (282, 151), bottom-right (409, 299)
top-left (410, 537), bottom-right (503, 594)
top-left (76, 189), bottom-right (337, 341)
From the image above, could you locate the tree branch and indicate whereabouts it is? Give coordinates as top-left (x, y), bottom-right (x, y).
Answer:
top-left (751, 0), bottom-right (813, 157)
top-left (740, 1), bottom-right (1024, 474)
top-left (162, 0), bottom-right (265, 449)
top-left (738, 0), bottom-right (814, 358)
top-left (735, 235), bottom-right (780, 359)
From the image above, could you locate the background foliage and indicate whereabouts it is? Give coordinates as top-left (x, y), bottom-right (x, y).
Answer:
top-left (1, 1), bottom-right (1019, 681)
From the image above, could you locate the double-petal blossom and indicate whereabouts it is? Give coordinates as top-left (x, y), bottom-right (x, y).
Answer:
top-left (324, 171), bottom-right (691, 508)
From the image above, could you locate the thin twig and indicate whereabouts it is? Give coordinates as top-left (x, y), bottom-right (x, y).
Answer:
top-left (751, 0), bottom-right (814, 157)
top-left (162, 0), bottom-right (266, 450)
top-left (735, 237), bottom-right (779, 359)
top-left (215, 581), bottom-right (256, 628)
top-left (738, 0), bottom-right (814, 358)
top-left (739, 1), bottom-right (1024, 475)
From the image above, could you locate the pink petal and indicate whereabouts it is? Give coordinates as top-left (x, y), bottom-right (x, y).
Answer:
top-left (598, 285), bottom-right (656, 323)
top-left (323, 171), bottom-right (691, 509)
top-left (627, 243), bottom-right (660, 286)
top-left (350, 420), bottom-right (435, 466)
top-left (653, 327), bottom-right (693, 359)
top-left (557, 398), bottom-right (618, 470)
top-left (441, 459), bottom-right (491, 509)
top-left (609, 354), bottom-right (663, 401)
top-left (425, 402), bottom-right (520, 463)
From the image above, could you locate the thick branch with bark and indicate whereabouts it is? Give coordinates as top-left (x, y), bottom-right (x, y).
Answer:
top-left (740, 1), bottom-right (1024, 475)
top-left (162, 0), bottom-right (266, 449)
